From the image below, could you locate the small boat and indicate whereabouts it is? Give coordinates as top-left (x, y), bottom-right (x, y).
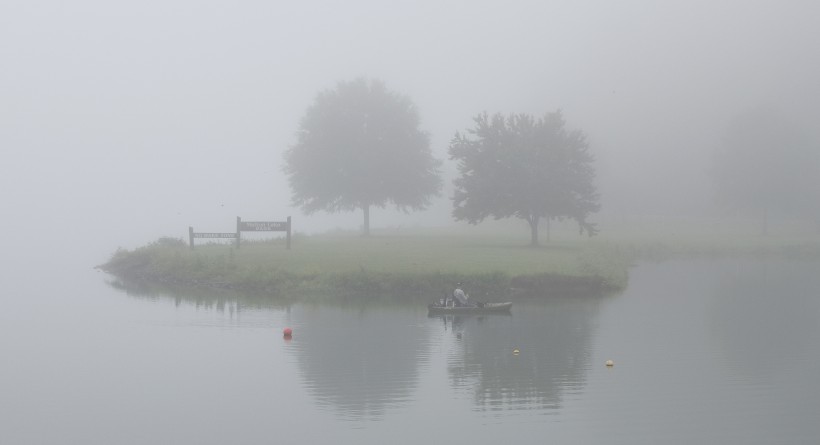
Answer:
top-left (427, 301), bottom-right (512, 315)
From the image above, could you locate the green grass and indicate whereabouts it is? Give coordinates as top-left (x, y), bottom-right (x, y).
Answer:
top-left (100, 216), bottom-right (820, 301)
top-left (101, 230), bottom-right (628, 300)
top-left (588, 214), bottom-right (820, 260)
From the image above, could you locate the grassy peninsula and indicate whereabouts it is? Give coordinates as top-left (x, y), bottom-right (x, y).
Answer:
top-left (99, 218), bottom-right (820, 301)
top-left (100, 231), bottom-right (628, 301)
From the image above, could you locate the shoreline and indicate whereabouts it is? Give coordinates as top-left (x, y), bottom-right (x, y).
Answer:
top-left (99, 229), bottom-right (820, 301)
top-left (98, 235), bottom-right (629, 300)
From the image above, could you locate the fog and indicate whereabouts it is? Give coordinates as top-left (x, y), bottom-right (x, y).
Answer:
top-left (3, 0), bottom-right (819, 265)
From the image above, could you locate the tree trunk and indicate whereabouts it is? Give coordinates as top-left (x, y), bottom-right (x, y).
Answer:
top-left (545, 216), bottom-right (551, 244)
top-left (362, 204), bottom-right (370, 236)
top-left (528, 215), bottom-right (539, 246)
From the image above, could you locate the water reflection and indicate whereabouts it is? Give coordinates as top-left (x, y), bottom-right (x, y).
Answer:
top-left (285, 304), bottom-right (430, 421)
top-left (108, 274), bottom-right (605, 419)
top-left (89, 259), bottom-right (820, 442)
top-left (439, 298), bottom-right (601, 413)
top-left (106, 276), bottom-right (292, 312)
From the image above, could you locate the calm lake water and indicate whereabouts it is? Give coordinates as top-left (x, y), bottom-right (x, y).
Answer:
top-left (2, 258), bottom-right (819, 444)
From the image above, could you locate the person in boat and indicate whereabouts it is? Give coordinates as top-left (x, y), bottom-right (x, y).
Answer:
top-left (453, 283), bottom-right (471, 307)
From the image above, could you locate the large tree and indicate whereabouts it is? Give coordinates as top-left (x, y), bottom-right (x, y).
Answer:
top-left (712, 108), bottom-right (820, 235)
top-left (284, 78), bottom-right (442, 235)
top-left (449, 111), bottom-right (600, 245)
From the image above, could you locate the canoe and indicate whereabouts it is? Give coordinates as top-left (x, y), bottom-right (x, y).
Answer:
top-left (427, 302), bottom-right (512, 315)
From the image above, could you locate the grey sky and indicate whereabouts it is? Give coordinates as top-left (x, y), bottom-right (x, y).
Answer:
top-left (2, 0), bottom-right (819, 263)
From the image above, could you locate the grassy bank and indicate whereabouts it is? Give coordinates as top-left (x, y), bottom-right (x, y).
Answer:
top-left (100, 232), bottom-right (629, 301)
top-left (100, 219), bottom-right (820, 301)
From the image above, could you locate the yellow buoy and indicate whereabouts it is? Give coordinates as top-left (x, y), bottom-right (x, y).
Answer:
top-left (513, 348), bottom-right (520, 355)
top-left (605, 360), bottom-right (614, 367)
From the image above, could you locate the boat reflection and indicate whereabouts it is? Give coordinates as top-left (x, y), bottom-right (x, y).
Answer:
top-left (442, 299), bottom-right (601, 413)
top-left (107, 275), bottom-right (605, 419)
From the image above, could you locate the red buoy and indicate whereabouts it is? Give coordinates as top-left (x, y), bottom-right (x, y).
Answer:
top-left (283, 327), bottom-right (293, 338)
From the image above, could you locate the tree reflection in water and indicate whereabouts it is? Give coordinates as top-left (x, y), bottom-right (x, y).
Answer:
top-left (286, 304), bottom-right (431, 421)
top-left (108, 276), bottom-right (604, 419)
top-left (441, 297), bottom-right (601, 413)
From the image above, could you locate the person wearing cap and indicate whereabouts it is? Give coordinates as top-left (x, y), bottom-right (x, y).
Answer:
top-left (453, 283), bottom-right (470, 307)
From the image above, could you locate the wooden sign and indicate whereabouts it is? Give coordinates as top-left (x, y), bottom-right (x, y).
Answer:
top-left (189, 227), bottom-right (240, 249)
top-left (193, 233), bottom-right (237, 238)
top-left (240, 221), bottom-right (288, 231)
top-left (236, 216), bottom-right (291, 250)
top-left (187, 217), bottom-right (292, 250)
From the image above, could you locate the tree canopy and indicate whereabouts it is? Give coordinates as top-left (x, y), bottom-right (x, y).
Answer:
top-left (449, 111), bottom-right (599, 245)
top-left (712, 108), bottom-right (820, 234)
top-left (284, 78), bottom-right (442, 235)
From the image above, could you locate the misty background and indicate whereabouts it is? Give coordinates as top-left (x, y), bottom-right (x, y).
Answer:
top-left (3, 0), bottom-right (819, 268)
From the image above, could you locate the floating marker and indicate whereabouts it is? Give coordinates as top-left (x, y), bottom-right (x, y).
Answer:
top-left (283, 327), bottom-right (293, 338)
top-left (605, 359), bottom-right (614, 367)
top-left (513, 348), bottom-right (520, 355)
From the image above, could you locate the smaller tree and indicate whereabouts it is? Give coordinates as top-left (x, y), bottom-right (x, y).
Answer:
top-left (450, 111), bottom-right (599, 245)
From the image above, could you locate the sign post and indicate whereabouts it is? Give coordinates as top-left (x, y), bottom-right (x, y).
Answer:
top-left (236, 216), bottom-right (241, 249)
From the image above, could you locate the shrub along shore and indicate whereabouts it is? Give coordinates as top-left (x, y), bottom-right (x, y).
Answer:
top-left (99, 222), bottom-right (820, 302)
